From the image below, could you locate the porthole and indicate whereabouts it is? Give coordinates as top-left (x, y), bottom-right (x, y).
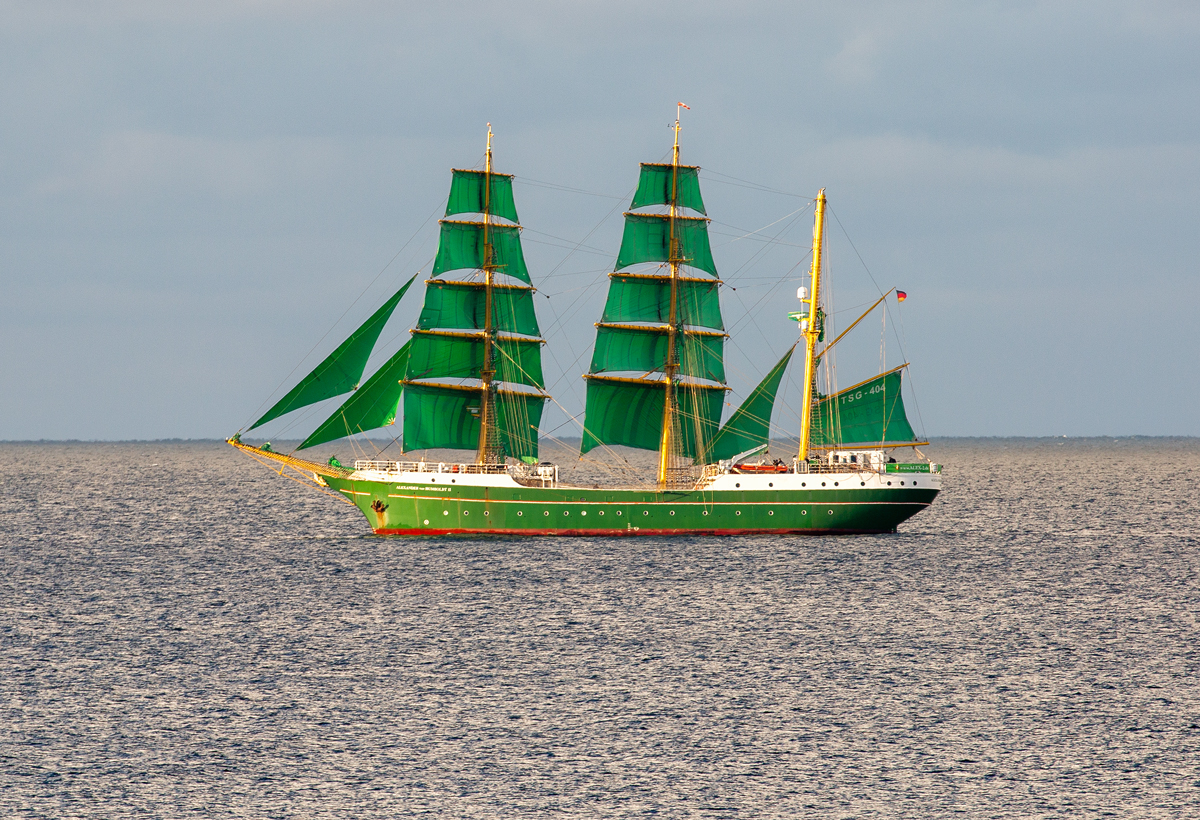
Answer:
top-left (670, 510), bottom-right (675, 516)
top-left (887, 481), bottom-right (892, 486)
top-left (769, 482), bottom-right (773, 487)
top-left (517, 511), bottom-right (523, 517)
top-left (581, 510), bottom-right (587, 516)
top-left (821, 482), bottom-right (826, 487)
top-left (423, 519), bottom-right (430, 525)
top-left (801, 510), bottom-right (807, 516)
top-left (900, 481), bottom-right (905, 486)
top-left (544, 511), bottom-right (550, 516)
top-left (563, 510), bottom-right (569, 516)
top-left (735, 510), bottom-right (741, 516)
top-left (834, 482), bottom-right (839, 487)
top-left (860, 482), bottom-right (865, 486)
top-left (643, 510), bottom-right (649, 516)
top-left (598, 510), bottom-right (604, 516)
top-left (702, 511), bottom-right (709, 516)
top-left (451, 479), bottom-right (456, 483)
top-left (483, 511), bottom-right (490, 516)
top-left (827, 510), bottom-right (833, 515)
top-left (442, 510), bottom-right (449, 516)
top-left (735, 483), bottom-right (741, 488)
top-left (616, 511), bottom-right (622, 516)
top-left (463, 510), bottom-right (469, 516)
top-left (768, 510), bottom-right (774, 516)
top-left (802, 482), bottom-right (806, 487)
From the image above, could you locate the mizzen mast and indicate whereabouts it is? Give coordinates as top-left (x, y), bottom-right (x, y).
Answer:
top-left (797, 189), bottom-right (827, 464)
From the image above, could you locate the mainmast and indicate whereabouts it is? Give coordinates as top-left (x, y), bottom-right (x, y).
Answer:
top-left (476, 124), bottom-right (501, 464)
top-left (580, 107), bottom-right (725, 473)
top-left (797, 189), bottom-right (827, 463)
top-left (656, 108), bottom-right (685, 486)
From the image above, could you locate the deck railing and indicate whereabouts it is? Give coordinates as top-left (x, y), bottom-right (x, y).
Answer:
top-left (352, 460), bottom-right (510, 475)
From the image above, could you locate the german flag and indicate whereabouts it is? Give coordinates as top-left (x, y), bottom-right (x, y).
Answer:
top-left (896, 290), bottom-right (907, 302)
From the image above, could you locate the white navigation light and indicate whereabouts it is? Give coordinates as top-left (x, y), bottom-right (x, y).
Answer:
top-left (797, 286), bottom-right (809, 300)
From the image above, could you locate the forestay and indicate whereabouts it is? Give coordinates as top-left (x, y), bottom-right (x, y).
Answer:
top-left (706, 346), bottom-right (794, 462)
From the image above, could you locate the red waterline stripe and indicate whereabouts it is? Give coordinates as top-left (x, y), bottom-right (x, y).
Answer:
top-left (371, 527), bottom-right (898, 537)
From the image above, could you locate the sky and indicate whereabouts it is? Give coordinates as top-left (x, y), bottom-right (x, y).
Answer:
top-left (2, 0), bottom-right (1198, 441)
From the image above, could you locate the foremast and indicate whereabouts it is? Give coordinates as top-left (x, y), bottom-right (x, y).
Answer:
top-left (797, 189), bottom-right (827, 463)
top-left (401, 126), bottom-right (547, 464)
top-left (477, 125), bottom-right (501, 463)
top-left (656, 111), bottom-right (685, 486)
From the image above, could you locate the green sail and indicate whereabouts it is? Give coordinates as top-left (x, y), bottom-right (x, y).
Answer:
top-left (630, 163), bottom-right (706, 214)
top-left (249, 274), bottom-right (417, 430)
top-left (296, 341), bottom-right (412, 450)
top-left (580, 378), bottom-right (724, 460)
top-left (590, 326), bottom-right (724, 383)
top-left (615, 214), bottom-right (717, 277)
top-left (403, 384), bottom-right (544, 459)
top-left (706, 346), bottom-right (794, 462)
top-left (417, 281), bottom-right (540, 337)
top-left (402, 384), bottom-right (481, 452)
top-left (494, 391), bottom-right (546, 461)
top-left (601, 275), bottom-right (723, 330)
top-left (445, 169), bottom-right (519, 223)
top-left (809, 367), bottom-right (918, 448)
top-left (431, 221), bottom-right (530, 283)
top-left (407, 333), bottom-right (544, 389)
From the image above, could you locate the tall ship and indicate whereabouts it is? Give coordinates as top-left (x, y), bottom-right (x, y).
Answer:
top-left (230, 117), bottom-right (941, 535)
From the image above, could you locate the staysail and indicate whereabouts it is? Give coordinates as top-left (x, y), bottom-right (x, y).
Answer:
top-left (402, 131), bottom-right (547, 463)
top-left (706, 346), bottom-right (795, 462)
top-left (248, 274), bottom-right (417, 430)
top-left (296, 341), bottom-right (412, 450)
top-left (581, 125), bottom-right (728, 481)
top-left (809, 365), bottom-right (918, 448)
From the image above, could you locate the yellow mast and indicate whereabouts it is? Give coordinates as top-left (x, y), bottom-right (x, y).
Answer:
top-left (476, 124), bottom-right (499, 463)
top-left (796, 189), bottom-right (827, 464)
top-left (656, 107), bottom-right (684, 486)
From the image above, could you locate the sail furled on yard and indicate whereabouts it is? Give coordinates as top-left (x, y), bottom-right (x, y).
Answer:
top-left (809, 366), bottom-right (918, 448)
top-left (296, 341), bottom-right (412, 450)
top-left (706, 346), bottom-right (795, 462)
top-left (249, 274), bottom-right (417, 431)
top-left (403, 139), bottom-right (547, 462)
top-left (582, 156), bottom-right (728, 467)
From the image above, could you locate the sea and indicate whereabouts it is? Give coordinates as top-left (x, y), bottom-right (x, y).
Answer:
top-left (1, 438), bottom-right (1197, 818)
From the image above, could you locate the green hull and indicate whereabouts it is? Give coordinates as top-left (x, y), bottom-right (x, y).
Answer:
top-left (325, 475), bottom-right (938, 536)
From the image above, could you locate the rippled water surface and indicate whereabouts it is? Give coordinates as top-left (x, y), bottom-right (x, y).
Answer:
top-left (2, 438), bottom-right (1198, 818)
